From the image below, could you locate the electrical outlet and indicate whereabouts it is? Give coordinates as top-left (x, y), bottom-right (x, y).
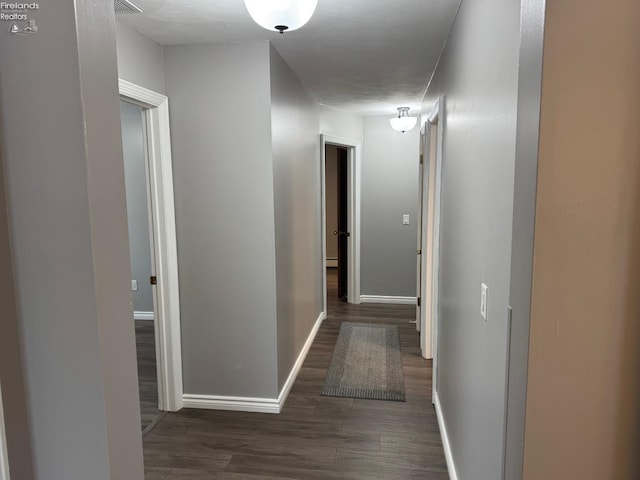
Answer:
top-left (480, 283), bottom-right (488, 320)
top-left (131, 280), bottom-right (138, 291)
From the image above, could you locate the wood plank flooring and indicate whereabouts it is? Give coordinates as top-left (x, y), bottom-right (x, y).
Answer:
top-left (142, 269), bottom-right (447, 479)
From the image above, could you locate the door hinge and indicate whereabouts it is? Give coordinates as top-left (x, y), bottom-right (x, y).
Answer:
top-left (417, 297), bottom-right (421, 307)
top-left (419, 154), bottom-right (424, 164)
top-left (150, 276), bottom-right (157, 285)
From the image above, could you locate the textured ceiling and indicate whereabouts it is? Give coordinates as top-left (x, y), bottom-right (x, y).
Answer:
top-left (118, 0), bottom-right (460, 115)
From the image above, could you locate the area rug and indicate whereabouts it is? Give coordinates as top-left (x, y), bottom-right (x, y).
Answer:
top-left (321, 322), bottom-right (405, 402)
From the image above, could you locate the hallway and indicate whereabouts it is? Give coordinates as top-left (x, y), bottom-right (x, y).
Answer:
top-left (141, 270), bottom-right (446, 479)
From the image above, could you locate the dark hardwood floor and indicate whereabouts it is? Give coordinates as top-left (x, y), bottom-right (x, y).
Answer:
top-left (142, 269), bottom-right (447, 479)
top-left (135, 320), bottom-right (162, 432)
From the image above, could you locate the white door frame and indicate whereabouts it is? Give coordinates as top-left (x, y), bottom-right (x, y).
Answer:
top-left (0, 383), bottom-right (9, 480)
top-left (415, 127), bottom-right (426, 332)
top-left (320, 134), bottom-right (362, 312)
top-left (421, 98), bottom-right (444, 401)
top-left (119, 79), bottom-right (183, 412)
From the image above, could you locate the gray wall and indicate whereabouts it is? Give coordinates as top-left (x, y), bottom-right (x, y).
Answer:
top-left (422, 0), bottom-right (526, 477)
top-left (115, 21), bottom-right (165, 94)
top-left (269, 45), bottom-right (323, 390)
top-left (0, 1), bottom-right (143, 478)
top-left (319, 104), bottom-right (363, 142)
top-left (325, 145), bottom-right (339, 261)
top-left (361, 115), bottom-right (419, 297)
top-left (163, 41), bottom-right (279, 398)
top-left (0, 127), bottom-right (34, 480)
top-left (121, 101), bottom-right (154, 313)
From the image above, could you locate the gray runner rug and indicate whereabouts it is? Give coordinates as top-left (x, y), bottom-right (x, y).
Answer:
top-left (321, 322), bottom-right (406, 402)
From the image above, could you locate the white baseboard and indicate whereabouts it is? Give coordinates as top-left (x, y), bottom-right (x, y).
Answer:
top-left (326, 259), bottom-right (338, 268)
top-left (277, 311), bottom-right (326, 409)
top-left (434, 392), bottom-right (459, 480)
top-left (360, 295), bottom-right (417, 305)
top-left (182, 394), bottom-right (280, 414)
top-left (182, 311), bottom-right (326, 415)
top-left (134, 311), bottom-right (154, 321)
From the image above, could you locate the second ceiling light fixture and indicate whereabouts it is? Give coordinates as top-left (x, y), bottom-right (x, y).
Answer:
top-left (244, 0), bottom-right (319, 34)
top-left (390, 107), bottom-right (418, 133)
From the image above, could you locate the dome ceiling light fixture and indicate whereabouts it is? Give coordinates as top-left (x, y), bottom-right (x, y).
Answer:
top-left (243, 0), bottom-right (319, 34)
top-left (390, 107), bottom-right (418, 133)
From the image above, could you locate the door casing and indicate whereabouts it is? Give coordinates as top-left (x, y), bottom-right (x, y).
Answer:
top-left (420, 99), bottom-right (444, 397)
top-left (119, 79), bottom-right (183, 412)
top-left (320, 134), bottom-right (362, 314)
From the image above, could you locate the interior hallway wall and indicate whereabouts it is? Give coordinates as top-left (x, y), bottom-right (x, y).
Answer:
top-left (115, 21), bottom-right (165, 94)
top-left (120, 101), bottom-right (154, 313)
top-left (0, 2), bottom-right (144, 478)
top-left (360, 115), bottom-right (419, 298)
top-left (422, 0), bottom-right (524, 477)
top-left (0, 125), bottom-right (33, 480)
top-left (163, 41), bottom-right (279, 399)
top-left (319, 104), bottom-right (363, 142)
top-left (523, 0), bottom-right (640, 478)
top-left (269, 45), bottom-right (323, 391)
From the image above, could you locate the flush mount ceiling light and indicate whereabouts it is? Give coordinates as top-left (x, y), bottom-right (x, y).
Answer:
top-left (243, 0), bottom-right (318, 34)
top-left (390, 107), bottom-right (418, 133)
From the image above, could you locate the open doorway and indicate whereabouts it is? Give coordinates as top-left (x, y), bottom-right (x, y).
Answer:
top-left (325, 145), bottom-right (349, 303)
top-left (120, 99), bottom-right (161, 431)
top-left (320, 135), bottom-right (362, 314)
top-left (416, 99), bottom-right (444, 398)
top-left (119, 80), bottom-right (184, 425)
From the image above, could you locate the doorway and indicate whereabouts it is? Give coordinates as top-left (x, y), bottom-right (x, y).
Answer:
top-left (119, 80), bottom-right (183, 419)
top-left (120, 99), bottom-right (161, 432)
top-left (320, 134), bottom-right (362, 314)
top-left (417, 99), bottom-right (444, 398)
top-left (325, 145), bottom-right (349, 302)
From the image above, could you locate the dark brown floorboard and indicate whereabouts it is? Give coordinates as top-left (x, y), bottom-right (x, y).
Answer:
top-left (142, 269), bottom-right (447, 479)
top-left (136, 320), bottom-right (162, 432)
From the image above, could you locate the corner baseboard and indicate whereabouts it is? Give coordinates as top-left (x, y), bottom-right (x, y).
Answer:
top-left (360, 295), bottom-right (417, 305)
top-left (434, 392), bottom-right (459, 480)
top-left (134, 311), bottom-right (154, 321)
top-left (182, 311), bottom-right (326, 415)
top-left (277, 311), bottom-right (326, 409)
top-left (182, 394), bottom-right (280, 414)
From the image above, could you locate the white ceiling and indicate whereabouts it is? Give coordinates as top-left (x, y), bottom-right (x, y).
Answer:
top-left (117, 0), bottom-right (460, 115)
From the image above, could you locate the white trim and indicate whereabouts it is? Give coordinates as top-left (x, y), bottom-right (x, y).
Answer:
top-left (0, 383), bottom-right (9, 480)
top-left (416, 127), bottom-right (425, 335)
top-left (277, 312), bottom-right (325, 408)
top-left (435, 392), bottom-right (459, 480)
top-left (134, 311), bottom-right (154, 321)
top-left (320, 134), bottom-right (362, 310)
top-left (360, 295), bottom-right (417, 305)
top-left (326, 259), bottom-right (338, 268)
top-left (182, 394), bottom-right (280, 414)
top-left (426, 97), bottom-right (444, 404)
top-left (119, 79), bottom-right (184, 412)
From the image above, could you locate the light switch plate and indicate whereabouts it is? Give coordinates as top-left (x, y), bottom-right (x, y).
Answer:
top-left (402, 214), bottom-right (410, 225)
top-left (131, 280), bottom-right (138, 291)
top-left (480, 283), bottom-right (488, 320)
